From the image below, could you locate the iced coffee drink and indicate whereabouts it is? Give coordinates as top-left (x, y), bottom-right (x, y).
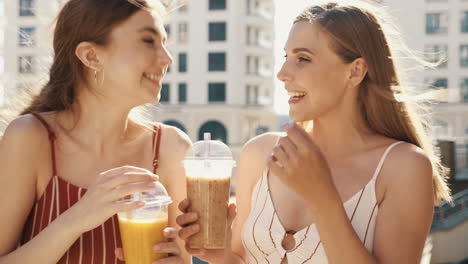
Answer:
top-left (183, 133), bottom-right (236, 249)
top-left (186, 175), bottom-right (231, 248)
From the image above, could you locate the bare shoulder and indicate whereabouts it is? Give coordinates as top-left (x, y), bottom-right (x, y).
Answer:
top-left (158, 123), bottom-right (192, 159)
top-left (384, 142), bottom-right (433, 181)
top-left (238, 132), bottom-right (284, 186)
top-left (241, 132), bottom-right (285, 161)
top-left (1, 114), bottom-right (49, 151)
top-left (380, 141), bottom-right (433, 203)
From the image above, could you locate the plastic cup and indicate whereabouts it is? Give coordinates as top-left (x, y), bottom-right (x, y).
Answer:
top-left (117, 182), bottom-right (172, 264)
top-left (183, 133), bottom-right (236, 249)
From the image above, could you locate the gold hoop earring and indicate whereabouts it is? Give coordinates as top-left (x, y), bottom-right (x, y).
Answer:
top-left (94, 69), bottom-right (105, 87)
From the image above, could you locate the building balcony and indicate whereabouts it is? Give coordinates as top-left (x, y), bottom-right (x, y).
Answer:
top-left (246, 69), bottom-right (273, 79)
top-left (246, 41), bottom-right (273, 56)
top-left (246, 9), bottom-right (274, 27)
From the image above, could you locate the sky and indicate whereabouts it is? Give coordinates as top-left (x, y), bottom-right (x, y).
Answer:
top-left (0, 0), bottom-right (309, 112)
top-left (272, 0), bottom-right (310, 115)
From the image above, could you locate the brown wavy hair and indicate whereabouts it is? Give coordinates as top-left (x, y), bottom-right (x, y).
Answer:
top-left (295, 1), bottom-right (451, 204)
top-left (19, 0), bottom-right (165, 116)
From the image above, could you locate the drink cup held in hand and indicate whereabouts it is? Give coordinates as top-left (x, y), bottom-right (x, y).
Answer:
top-left (117, 182), bottom-right (172, 264)
top-left (183, 133), bottom-right (236, 249)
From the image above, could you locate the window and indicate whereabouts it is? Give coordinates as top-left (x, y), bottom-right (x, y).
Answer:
top-left (164, 25), bottom-right (170, 39)
top-left (209, 22), bottom-right (226, 41)
top-left (255, 126), bottom-right (269, 136)
top-left (462, 11), bottom-right (468, 33)
top-left (209, 0), bottom-right (226, 10)
top-left (178, 53), bottom-right (187, 72)
top-left (198, 121), bottom-right (227, 143)
top-left (424, 44), bottom-right (448, 68)
top-left (461, 45), bottom-right (468, 67)
top-left (18, 55), bottom-right (33, 73)
top-left (461, 78), bottom-right (468, 102)
top-left (426, 12), bottom-right (448, 34)
top-left (178, 22), bottom-right (188, 43)
top-left (19, 0), bottom-right (35, 16)
top-left (208, 82), bottom-right (226, 102)
top-left (160, 83), bottom-right (170, 102)
top-left (208, 52), bottom-right (226, 71)
top-left (163, 120), bottom-right (186, 132)
top-left (246, 56), bottom-right (260, 74)
top-left (433, 78), bottom-right (448, 88)
top-left (246, 85), bottom-right (259, 105)
top-left (18, 27), bottom-right (35, 47)
top-left (433, 119), bottom-right (449, 139)
top-left (246, 26), bottom-right (261, 45)
top-left (178, 83), bottom-right (187, 103)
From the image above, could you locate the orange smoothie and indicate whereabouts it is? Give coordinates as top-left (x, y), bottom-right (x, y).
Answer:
top-left (118, 213), bottom-right (168, 264)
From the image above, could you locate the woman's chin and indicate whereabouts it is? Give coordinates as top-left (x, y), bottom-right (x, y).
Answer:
top-left (288, 111), bottom-right (310, 123)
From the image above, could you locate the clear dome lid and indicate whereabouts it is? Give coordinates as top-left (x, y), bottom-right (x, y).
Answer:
top-left (184, 133), bottom-right (234, 160)
top-left (123, 181), bottom-right (172, 206)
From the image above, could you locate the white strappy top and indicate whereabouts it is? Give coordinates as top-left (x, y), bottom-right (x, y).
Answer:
top-left (241, 141), bottom-right (404, 264)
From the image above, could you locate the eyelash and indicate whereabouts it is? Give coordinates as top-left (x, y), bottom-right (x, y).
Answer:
top-left (143, 38), bottom-right (155, 45)
top-left (283, 54), bottom-right (311, 62)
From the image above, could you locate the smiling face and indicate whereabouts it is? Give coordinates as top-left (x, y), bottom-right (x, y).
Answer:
top-left (94, 10), bottom-right (172, 106)
top-left (277, 21), bottom-right (354, 122)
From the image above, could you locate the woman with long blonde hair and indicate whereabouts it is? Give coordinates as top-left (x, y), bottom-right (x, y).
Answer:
top-left (177, 1), bottom-right (451, 263)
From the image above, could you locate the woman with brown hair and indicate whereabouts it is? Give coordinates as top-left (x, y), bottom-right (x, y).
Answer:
top-left (0, 0), bottom-right (189, 263)
top-left (177, 1), bottom-right (452, 263)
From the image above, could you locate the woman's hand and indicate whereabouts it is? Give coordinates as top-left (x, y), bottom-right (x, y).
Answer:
top-left (67, 165), bottom-right (159, 233)
top-left (176, 199), bottom-right (237, 263)
top-left (267, 122), bottom-right (333, 203)
top-left (115, 227), bottom-right (184, 264)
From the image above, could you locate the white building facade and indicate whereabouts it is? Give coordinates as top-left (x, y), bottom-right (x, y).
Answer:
top-left (2, 0), bottom-right (278, 154)
top-left (382, 0), bottom-right (468, 178)
top-left (2, 0), bottom-right (65, 103)
top-left (381, 1), bottom-right (468, 263)
top-left (154, 0), bottom-right (277, 155)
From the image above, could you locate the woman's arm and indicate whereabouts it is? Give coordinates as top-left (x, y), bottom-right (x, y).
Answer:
top-left (0, 116), bottom-right (160, 264)
top-left (268, 123), bottom-right (434, 264)
top-left (161, 126), bottom-right (193, 263)
top-left (0, 117), bottom-right (83, 264)
top-left (224, 133), bottom-right (282, 264)
top-left (304, 144), bottom-right (434, 264)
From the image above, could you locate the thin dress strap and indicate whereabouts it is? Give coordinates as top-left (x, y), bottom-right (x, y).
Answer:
top-left (152, 124), bottom-right (162, 174)
top-left (371, 141), bottom-right (405, 181)
top-left (31, 113), bottom-right (58, 176)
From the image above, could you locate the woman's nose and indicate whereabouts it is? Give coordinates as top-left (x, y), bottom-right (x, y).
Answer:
top-left (277, 63), bottom-right (293, 83)
top-left (160, 47), bottom-right (173, 67)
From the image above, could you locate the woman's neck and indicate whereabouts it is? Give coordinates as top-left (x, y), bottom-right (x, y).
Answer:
top-left (56, 91), bottom-right (145, 153)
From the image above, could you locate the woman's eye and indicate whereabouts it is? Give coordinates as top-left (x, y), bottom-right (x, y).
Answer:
top-left (298, 57), bottom-right (310, 62)
top-left (143, 38), bottom-right (155, 44)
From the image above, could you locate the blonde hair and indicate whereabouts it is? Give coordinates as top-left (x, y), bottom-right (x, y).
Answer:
top-left (296, 0), bottom-right (451, 204)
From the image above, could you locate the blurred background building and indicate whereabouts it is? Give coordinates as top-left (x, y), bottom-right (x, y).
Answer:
top-left (381, 0), bottom-right (468, 263)
top-left (152, 0), bottom-right (277, 161)
top-left (0, 0), bottom-right (278, 160)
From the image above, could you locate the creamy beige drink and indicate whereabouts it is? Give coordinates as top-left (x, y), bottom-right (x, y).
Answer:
top-left (183, 133), bottom-right (236, 249)
top-left (186, 175), bottom-right (231, 249)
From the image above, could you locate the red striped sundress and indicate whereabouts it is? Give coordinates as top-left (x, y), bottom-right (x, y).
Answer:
top-left (19, 112), bottom-right (162, 264)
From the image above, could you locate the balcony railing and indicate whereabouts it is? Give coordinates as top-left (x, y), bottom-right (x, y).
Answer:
top-left (431, 188), bottom-right (468, 231)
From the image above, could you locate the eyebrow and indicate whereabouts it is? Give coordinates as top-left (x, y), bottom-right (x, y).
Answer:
top-left (285, 47), bottom-right (315, 55)
top-left (138, 26), bottom-right (167, 43)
